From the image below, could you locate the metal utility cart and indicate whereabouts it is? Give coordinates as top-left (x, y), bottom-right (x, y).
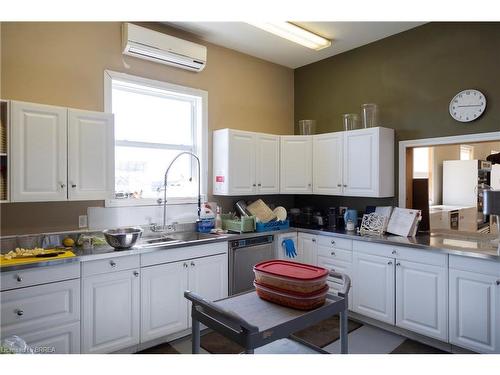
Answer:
top-left (185, 271), bottom-right (351, 354)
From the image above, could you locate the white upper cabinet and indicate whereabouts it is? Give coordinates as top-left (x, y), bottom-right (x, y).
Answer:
top-left (343, 127), bottom-right (394, 197)
top-left (68, 109), bottom-right (114, 200)
top-left (256, 133), bottom-right (280, 194)
top-left (10, 101), bottom-right (68, 201)
top-left (280, 135), bottom-right (313, 194)
top-left (10, 101), bottom-right (115, 202)
top-left (313, 132), bottom-right (343, 195)
top-left (213, 129), bottom-right (279, 195)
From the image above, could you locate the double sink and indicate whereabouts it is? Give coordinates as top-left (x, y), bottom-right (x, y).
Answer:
top-left (140, 231), bottom-right (229, 248)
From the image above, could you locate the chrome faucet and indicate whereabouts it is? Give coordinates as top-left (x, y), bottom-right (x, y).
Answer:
top-left (153, 151), bottom-right (201, 232)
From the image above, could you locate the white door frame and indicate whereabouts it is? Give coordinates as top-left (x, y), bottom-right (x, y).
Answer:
top-left (398, 131), bottom-right (500, 208)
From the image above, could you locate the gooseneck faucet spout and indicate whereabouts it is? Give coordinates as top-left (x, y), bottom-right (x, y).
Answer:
top-left (161, 151), bottom-right (201, 232)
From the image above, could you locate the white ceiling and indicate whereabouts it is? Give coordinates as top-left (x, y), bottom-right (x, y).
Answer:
top-left (168, 22), bottom-right (425, 69)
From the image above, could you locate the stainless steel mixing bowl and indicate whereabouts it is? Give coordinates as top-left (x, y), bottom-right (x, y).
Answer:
top-left (103, 227), bottom-right (143, 249)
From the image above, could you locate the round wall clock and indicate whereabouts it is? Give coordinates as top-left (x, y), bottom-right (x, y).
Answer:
top-left (449, 89), bottom-right (486, 123)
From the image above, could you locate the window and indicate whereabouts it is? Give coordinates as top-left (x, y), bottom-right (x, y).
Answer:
top-left (413, 147), bottom-right (430, 179)
top-left (104, 71), bottom-right (207, 204)
top-left (460, 144), bottom-right (474, 160)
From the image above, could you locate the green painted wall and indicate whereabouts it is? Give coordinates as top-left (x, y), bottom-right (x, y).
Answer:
top-left (295, 22), bottom-right (500, 141)
top-left (294, 22), bottom-right (500, 213)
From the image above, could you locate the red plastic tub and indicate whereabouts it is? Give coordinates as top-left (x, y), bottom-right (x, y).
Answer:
top-left (253, 260), bottom-right (328, 294)
top-left (254, 281), bottom-right (329, 310)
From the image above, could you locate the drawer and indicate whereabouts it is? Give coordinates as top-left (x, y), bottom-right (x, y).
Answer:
top-left (317, 245), bottom-right (352, 262)
top-left (141, 242), bottom-right (227, 267)
top-left (317, 235), bottom-right (352, 250)
top-left (353, 240), bottom-right (447, 267)
top-left (21, 321), bottom-right (80, 354)
top-left (1, 279), bottom-right (80, 337)
top-left (449, 255), bottom-right (500, 276)
top-left (317, 255), bottom-right (352, 279)
top-left (82, 254), bottom-right (140, 277)
top-left (1, 263), bottom-right (80, 291)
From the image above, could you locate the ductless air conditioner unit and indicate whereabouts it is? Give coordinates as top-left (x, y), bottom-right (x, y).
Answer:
top-left (122, 23), bottom-right (207, 72)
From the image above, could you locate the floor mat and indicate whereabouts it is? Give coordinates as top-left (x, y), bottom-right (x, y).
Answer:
top-left (137, 342), bottom-right (180, 354)
top-left (390, 339), bottom-right (448, 354)
top-left (200, 316), bottom-right (362, 354)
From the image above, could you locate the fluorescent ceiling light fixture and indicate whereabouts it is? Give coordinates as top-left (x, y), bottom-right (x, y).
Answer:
top-left (247, 22), bottom-right (331, 50)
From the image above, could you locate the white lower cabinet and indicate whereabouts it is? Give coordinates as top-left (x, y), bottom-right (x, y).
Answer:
top-left (141, 261), bottom-right (189, 342)
top-left (449, 268), bottom-right (499, 353)
top-left (140, 253), bottom-right (228, 343)
top-left (396, 260), bottom-right (448, 341)
top-left (297, 233), bottom-right (317, 265)
top-left (21, 321), bottom-right (80, 354)
top-left (352, 252), bottom-right (395, 324)
top-left (82, 269), bottom-right (140, 354)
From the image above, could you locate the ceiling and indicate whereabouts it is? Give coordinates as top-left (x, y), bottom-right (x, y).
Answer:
top-left (168, 22), bottom-right (426, 69)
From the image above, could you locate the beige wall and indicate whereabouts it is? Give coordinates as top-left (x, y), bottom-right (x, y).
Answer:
top-left (0, 22), bottom-right (294, 235)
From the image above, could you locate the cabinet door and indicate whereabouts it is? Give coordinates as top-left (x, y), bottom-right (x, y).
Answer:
top-left (280, 136), bottom-right (312, 194)
top-left (68, 109), bottom-right (114, 200)
top-left (297, 233), bottom-right (317, 265)
top-left (275, 232), bottom-right (298, 260)
top-left (82, 269), bottom-right (140, 353)
top-left (21, 322), bottom-right (80, 354)
top-left (313, 132), bottom-right (343, 195)
top-left (10, 101), bottom-right (68, 201)
top-left (396, 260), bottom-right (448, 341)
top-left (353, 252), bottom-right (395, 324)
top-left (141, 261), bottom-right (189, 342)
top-left (228, 130), bottom-right (256, 195)
top-left (449, 269), bottom-right (499, 353)
top-left (256, 134), bottom-right (280, 194)
top-left (343, 128), bottom-right (378, 197)
top-left (188, 254), bottom-right (228, 301)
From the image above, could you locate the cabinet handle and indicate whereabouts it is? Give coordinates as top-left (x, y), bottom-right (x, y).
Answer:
top-left (396, 262), bottom-right (401, 266)
top-left (392, 250), bottom-right (397, 255)
top-left (59, 182), bottom-right (66, 189)
top-left (258, 183), bottom-right (262, 187)
top-left (109, 260), bottom-right (117, 268)
top-left (308, 183), bottom-right (312, 187)
top-left (191, 261), bottom-right (195, 267)
top-left (133, 271), bottom-right (139, 277)
top-left (252, 183), bottom-right (256, 187)
top-left (15, 309), bottom-right (24, 316)
top-left (331, 251), bottom-right (336, 256)
top-left (183, 263), bottom-right (188, 268)
top-left (496, 280), bottom-right (500, 286)
top-left (337, 184), bottom-right (342, 187)
top-left (312, 238), bottom-right (316, 242)
top-left (15, 275), bottom-right (22, 282)
top-left (71, 184), bottom-right (77, 188)
top-left (331, 240), bottom-right (335, 245)
top-left (388, 261), bottom-right (393, 265)
top-left (343, 184), bottom-right (347, 187)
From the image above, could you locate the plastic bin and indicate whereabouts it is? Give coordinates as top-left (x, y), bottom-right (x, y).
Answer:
top-left (255, 220), bottom-right (290, 232)
top-left (254, 281), bottom-right (328, 310)
top-left (253, 260), bottom-right (328, 294)
top-left (222, 214), bottom-right (256, 233)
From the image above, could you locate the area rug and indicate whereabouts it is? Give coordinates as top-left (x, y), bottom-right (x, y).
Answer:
top-left (137, 342), bottom-right (180, 354)
top-left (390, 339), bottom-right (448, 354)
top-left (200, 316), bottom-right (363, 354)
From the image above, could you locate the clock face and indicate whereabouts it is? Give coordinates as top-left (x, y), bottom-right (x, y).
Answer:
top-left (449, 89), bottom-right (486, 123)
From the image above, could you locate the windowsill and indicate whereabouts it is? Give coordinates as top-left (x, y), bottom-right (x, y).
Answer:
top-left (105, 197), bottom-right (204, 208)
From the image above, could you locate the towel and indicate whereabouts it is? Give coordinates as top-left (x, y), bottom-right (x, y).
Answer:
top-left (282, 239), bottom-right (297, 258)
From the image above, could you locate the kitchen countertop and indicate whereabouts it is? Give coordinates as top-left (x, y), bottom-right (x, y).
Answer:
top-left (1, 227), bottom-right (498, 273)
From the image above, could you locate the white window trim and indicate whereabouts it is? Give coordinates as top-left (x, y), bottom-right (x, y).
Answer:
top-left (103, 70), bottom-right (208, 207)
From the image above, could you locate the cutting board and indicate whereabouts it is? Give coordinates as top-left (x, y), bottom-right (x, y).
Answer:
top-left (247, 199), bottom-right (276, 223)
top-left (0, 249), bottom-right (76, 267)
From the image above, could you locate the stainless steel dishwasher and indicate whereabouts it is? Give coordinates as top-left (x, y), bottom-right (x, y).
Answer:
top-left (229, 235), bottom-right (274, 295)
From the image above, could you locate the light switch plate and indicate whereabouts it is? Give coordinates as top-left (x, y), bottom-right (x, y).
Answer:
top-left (79, 215), bottom-right (88, 228)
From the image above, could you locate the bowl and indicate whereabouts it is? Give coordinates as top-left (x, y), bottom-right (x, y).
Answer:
top-left (103, 227), bottom-right (143, 250)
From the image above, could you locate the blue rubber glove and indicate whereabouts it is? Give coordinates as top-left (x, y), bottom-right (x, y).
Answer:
top-left (282, 239), bottom-right (297, 258)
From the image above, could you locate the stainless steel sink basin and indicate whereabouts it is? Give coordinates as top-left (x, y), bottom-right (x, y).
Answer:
top-left (141, 231), bottom-right (226, 248)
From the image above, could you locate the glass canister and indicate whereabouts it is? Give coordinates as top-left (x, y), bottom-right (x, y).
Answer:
top-left (361, 103), bottom-right (379, 128)
top-left (298, 120), bottom-right (316, 135)
top-left (342, 113), bottom-right (360, 131)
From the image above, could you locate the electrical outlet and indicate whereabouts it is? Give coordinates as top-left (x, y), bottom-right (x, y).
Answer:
top-left (79, 215), bottom-right (88, 228)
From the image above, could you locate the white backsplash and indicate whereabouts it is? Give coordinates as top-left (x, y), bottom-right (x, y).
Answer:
top-left (87, 203), bottom-right (198, 230)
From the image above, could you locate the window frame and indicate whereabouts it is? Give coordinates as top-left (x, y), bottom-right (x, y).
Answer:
top-left (103, 70), bottom-right (208, 207)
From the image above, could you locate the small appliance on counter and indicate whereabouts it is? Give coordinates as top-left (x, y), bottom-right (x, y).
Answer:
top-left (344, 209), bottom-right (358, 231)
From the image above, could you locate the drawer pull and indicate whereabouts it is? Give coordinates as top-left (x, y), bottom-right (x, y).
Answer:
top-left (15, 275), bottom-right (23, 282)
top-left (331, 240), bottom-right (335, 245)
top-left (190, 261), bottom-right (195, 267)
top-left (133, 271), bottom-right (139, 277)
top-left (183, 263), bottom-right (188, 268)
top-left (331, 251), bottom-right (336, 256)
top-left (396, 262), bottom-right (401, 266)
top-left (109, 261), bottom-right (117, 268)
top-left (15, 309), bottom-right (24, 316)
top-left (392, 250), bottom-right (397, 255)
top-left (388, 261), bottom-right (393, 265)
top-left (496, 280), bottom-right (500, 286)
